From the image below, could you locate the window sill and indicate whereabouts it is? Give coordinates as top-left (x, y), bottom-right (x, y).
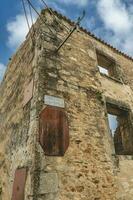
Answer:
top-left (100, 73), bottom-right (123, 84)
top-left (115, 155), bottom-right (133, 159)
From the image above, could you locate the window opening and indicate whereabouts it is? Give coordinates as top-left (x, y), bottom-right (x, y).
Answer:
top-left (97, 51), bottom-right (116, 77)
top-left (106, 103), bottom-right (133, 155)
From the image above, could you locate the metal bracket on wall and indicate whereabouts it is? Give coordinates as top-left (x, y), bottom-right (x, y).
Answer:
top-left (56, 10), bottom-right (86, 52)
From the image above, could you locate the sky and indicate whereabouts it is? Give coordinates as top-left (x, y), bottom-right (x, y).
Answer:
top-left (1, 0), bottom-right (133, 82)
top-left (108, 114), bottom-right (118, 136)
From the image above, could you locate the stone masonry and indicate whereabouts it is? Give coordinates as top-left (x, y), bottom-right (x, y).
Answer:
top-left (1, 9), bottom-right (133, 200)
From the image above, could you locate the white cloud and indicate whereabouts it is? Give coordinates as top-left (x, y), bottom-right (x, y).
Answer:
top-left (61, 0), bottom-right (88, 6)
top-left (97, 0), bottom-right (133, 56)
top-left (6, 14), bottom-right (36, 49)
top-left (97, 0), bottom-right (132, 34)
top-left (0, 63), bottom-right (6, 82)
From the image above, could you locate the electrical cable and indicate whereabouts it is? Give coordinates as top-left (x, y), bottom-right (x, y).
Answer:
top-left (27, 0), bottom-right (35, 34)
top-left (22, 0), bottom-right (31, 32)
top-left (22, 0), bottom-right (36, 44)
top-left (27, 0), bottom-right (64, 40)
top-left (40, 0), bottom-right (70, 32)
top-left (27, 0), bottom-right (55, 35)
top-left (22, 0), bottom-right (79, 51)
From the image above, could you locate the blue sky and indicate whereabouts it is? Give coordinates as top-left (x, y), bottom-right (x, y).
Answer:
top-left (1, 0), bottom-right (133, 81)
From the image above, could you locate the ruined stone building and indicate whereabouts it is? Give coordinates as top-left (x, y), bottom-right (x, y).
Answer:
top-left (1, 8), bottom-right (133, 200)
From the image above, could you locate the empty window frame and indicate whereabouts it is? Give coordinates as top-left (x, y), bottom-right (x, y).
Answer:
top-left (97, 52), bottom-right (117, 78)
top-left (106, 103), bottom-right (133, 155)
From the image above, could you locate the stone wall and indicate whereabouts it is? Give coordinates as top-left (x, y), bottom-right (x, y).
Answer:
top-left (1, 9), bottom-right (133, 200)
top-left (117, 156), bottom-right (133, 200)
top-left (0, 21), bottom-right (41, 199)
top-left (34, 10), bottom-right (118, 200)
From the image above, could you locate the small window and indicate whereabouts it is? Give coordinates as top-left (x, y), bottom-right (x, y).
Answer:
top-left (106, 103), bottom-right (133, 155)
top-left (97, 51), bottom-right (116, 78)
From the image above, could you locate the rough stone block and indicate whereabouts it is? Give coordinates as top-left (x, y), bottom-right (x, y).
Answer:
top-left (39, 172), bottom-right (58, 194)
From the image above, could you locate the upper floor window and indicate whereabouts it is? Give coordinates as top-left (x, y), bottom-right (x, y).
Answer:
top-left (97, 51), bottom-right (117, 78)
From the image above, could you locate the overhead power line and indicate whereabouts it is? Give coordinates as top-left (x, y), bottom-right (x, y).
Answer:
top-left (40, 0), bottom-right (70, 32)
top-left (22, 0), bottom-right (31, 32)
top-left (27, 0), bottom-right (35, 33)
top-left (27, 0), bottom-right (55, 35)
top-left (24, 0), bottom-right (62, 43)
top-left (21, 0), bottom-right (35, 44)
top-left (22, 0), bottom-right (85, 52)
top-left (26, 0), bottom-right (65, 40)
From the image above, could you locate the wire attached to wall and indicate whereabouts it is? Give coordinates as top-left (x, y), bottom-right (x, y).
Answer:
top-left (22, 0), bottom-right (86, 52)
top-left (22, 0), bottom-right (74, 44)
top-left (27, 0), bottom-right (56, 35)
top-left (21, 0), bottom-right (35, 45)
top-left (25, 0), bottom-right (65, 45)
top-left (40, 0), bottom-right (70, 32)
top-left (27, 0), bottom-right (35, 34)
top-left (22, 0), bottom-right (31, 33)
